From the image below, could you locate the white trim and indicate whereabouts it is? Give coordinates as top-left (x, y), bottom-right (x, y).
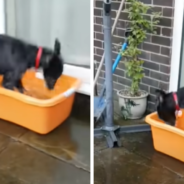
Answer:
top-left (0, 0), bottom-right (5, 34)
top-left (36, 64), bottom-right (90, 96)
top-left (169, 0), bottom-right (184, 92)
top-left (63, 64), bottom-right (90, 95)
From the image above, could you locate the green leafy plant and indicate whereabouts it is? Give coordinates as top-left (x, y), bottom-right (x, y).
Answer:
top-left (121, 0), bottom-right (160, 96)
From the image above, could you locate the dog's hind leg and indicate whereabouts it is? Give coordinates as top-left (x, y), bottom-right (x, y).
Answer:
top-left (2, 73), bottom-right (15, 91)
top-left (3, 72), bottom-right (25, 93)
top-left (15, 79), bottom-right (25, 93)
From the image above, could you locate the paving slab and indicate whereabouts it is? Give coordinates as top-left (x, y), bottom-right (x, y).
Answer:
top-left (121, 132), bottom-right (184, 176)
top-left (19, 117), bottom-right (90, 171)
top-left (0, 169), bottom-right (30, 184)
top-left (0, 119), bottom-right (27, 139)
top-left (71, 93), bottom-right (90, 122)
top-left (0, 133), bottom-right (11, 152)
top-left (0, 141), bottom-right (90, 184)
top-left (94, 145), bottom-right (184, 184)
top-left (94, 136), bottom-right (107, 152)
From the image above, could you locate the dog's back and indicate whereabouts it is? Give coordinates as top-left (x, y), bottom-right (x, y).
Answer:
top-left (0, 34), bottom-right (38, 74)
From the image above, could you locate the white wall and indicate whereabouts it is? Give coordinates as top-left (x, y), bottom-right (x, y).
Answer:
top-left (169, 0), bottom-right (184, 91)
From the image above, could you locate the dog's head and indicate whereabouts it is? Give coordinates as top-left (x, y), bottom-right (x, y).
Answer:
top-left (42, 39), bottom-right (63, 90)
top-left (155, 89), bottom-right (176, 126)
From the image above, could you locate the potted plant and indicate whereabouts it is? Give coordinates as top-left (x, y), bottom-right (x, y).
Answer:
top-left (117, 0), bottom-right (160, 119)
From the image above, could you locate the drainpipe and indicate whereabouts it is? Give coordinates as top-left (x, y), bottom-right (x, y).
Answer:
top-left (93, 0), bottom-right (125, 89)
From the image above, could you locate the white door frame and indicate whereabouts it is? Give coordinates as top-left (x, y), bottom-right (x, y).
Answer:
top-left (0, 0), bottom-right (90, 95)
top-left (169, 0), bottom-right (184, 92)
top-left (0, 0), bottom-right (5, 34)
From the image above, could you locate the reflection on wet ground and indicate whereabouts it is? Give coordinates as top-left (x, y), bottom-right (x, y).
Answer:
top-left (94, 132), bottom-right (184, 184)
top-left (0, 93), bottom-right (90, 184)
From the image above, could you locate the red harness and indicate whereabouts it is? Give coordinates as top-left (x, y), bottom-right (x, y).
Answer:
top-left (172, 93), bottom-right (180, 111)
top-left (172, 92), bottom-right (183, 118)
top-left (35, 47), bottom-right (43, 70)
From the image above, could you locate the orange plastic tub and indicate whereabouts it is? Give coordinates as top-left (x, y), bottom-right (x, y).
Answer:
top-left (0, 71), bottom-right (81, 134)
top-left (145, 110), bottom-right (184, 162)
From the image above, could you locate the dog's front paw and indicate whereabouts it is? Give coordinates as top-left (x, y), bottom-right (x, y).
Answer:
top-left (3, 83), bottom-right (14, 91)
top-left (18, 87), bottom-right (26, 94)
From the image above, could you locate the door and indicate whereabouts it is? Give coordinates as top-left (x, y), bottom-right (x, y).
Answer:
top-left (5, 0), bottom-right (90, 67)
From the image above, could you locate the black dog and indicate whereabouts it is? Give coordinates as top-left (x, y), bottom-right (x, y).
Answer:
top-left (156, 87), bottom-right (184, 126)
top-left (0, 34), bottom-right (63, 92)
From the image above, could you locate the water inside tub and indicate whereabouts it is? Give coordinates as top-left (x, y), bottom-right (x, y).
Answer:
top-left (0, 71), bottom-right (75, 100)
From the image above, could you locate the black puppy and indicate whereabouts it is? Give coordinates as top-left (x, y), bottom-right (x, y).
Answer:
top-left (0, 34), bottom-right (63, 92)
top-left (156, 87), bottom-right (184, 126)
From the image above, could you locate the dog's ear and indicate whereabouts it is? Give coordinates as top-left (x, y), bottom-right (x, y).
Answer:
top-left (54, 38), bottom-right (61, 55)
top-left (155, 89), bottom-right (166, 103)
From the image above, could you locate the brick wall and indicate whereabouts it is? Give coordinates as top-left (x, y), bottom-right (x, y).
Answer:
top-left (94, 0), bottom-right (175, 112)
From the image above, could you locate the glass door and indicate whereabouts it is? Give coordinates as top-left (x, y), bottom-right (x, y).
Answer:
top-left (5, 0), bottom-right (90, 67)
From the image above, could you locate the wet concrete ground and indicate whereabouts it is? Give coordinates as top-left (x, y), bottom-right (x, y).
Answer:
top-left (94, 132), bottom-right (184, 184)
top-left (0, 93), bottom-right (90, 184)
